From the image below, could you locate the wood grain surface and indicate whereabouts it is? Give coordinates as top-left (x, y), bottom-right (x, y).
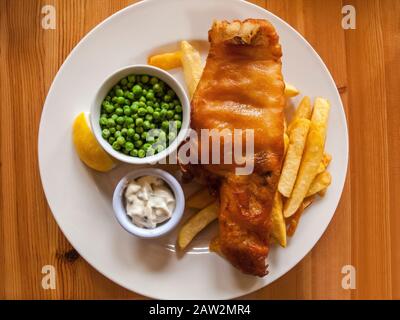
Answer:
top-left (0, 0), bottom-right (399, 300)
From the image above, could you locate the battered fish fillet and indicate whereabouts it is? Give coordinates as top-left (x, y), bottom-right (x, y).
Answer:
top-left (189, 19), bottom-right (285, 276)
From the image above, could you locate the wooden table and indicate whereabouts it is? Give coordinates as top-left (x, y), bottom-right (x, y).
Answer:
top-left (1, 0), bottom-right (399, 299)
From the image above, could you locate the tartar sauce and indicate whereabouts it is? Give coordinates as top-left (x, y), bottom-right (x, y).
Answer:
top-left (124, 176), bottom-right (176, 229)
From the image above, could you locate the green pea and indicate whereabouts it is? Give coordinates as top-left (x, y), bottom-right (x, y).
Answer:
top-left (125, 141), bottom-right (134, 151)
top-left (146, 106), bottom-right (154, 114)
top-left (114, 130), bottom-right (121, 138)
top-left (120, 78), bottom-right (128, 86)
top-left (145, 114), bottom-right (153, 122)
top-left (174, 114), bottom-right (182, 121)
top-left (128, 123), bottom-right (135, 129)
top-left (112, 141), bottom-right (121, 150)
top-left (127, 128), bottom-right (135, 137)
top-left (139, 96), bottom-right (147, 103)
top-left (132, 85), bottom-right (142, 96)
top-left (153, 111), bottom-right (160, 121)
top-left (143, 120), bottom-right (151, 130)
top-left (127, 82), bottom-right (133, 89)
top-left (128, 75), bottom-right (135, 83)
top-left (173, 99), bottom-right (180, 106)
top-left (138, 149), bottom-right (145, 158)
top-left (116, 107), bottom-right (124, 115)
top-left (121, 128), bottom-right (128, 136)
top-left (117, 136), bottom-right (126, 146)
top-left (102, 128), bottom-right (110, 139)
top-left (111, 114), bottom-right (118, 121)
top-left (136, 126), bottom-right (144, 134)
top-left (141, 75), bottom-right (149, 83)
top-left (122, 149), bottom-right (129, 155)
top-left (124, 106), bottom-right (132, 116)
top-left (153, 83), bottom-right (161, 93)
top-left (175, 105), bottom-right (182, 113)
top-left (116, 116), bottom-right (125, 125)
top-left (105, 96), bottom-right (111, 102)
top-left (125, 92), bottom-right (134, 100)
top-left (99, 117), bottom-right (108, 126)
top-left (115, 89), bottom-right (124, 97)
top-left (164, 94), bottom-right (171, 102)
top-left (141, 132), bottom-right (148, 140)
top-left (138, 108), bottom-right (146, 116)
top-left (161, 120), bottom-right (170, 131)
top-left (161, 103), bottom-right (169, 109)
top-left (175, 120), bottom-right (182, 129)
top-left (136, 118), bottom-right (144, 127)
top-left (167, 110), bottom-right (174, 119)
top-left (131, 103), bottom-right (139, 114)
top-left (109, 127), bottom-right (116, 134)
top-left (125, 117), bottom-right (134, 125)
top-left (146, 92), bottom-right (155, 101)
top-left (142, 143), bottom-right (151, 151)
top-left (116, 96), bottom-right (125, 105)
top-left (138, 101), bottom-right (146, 108)
top-left (108, 137), bottom-right (115, 144)
top-left (105, 104), bottom-right (114, 113)
top-left (135, 140), bottom-right (143, 148)
top-left (133, 133), bottom-right (140, 141)
top-left (130, 149), bottom-right (138, 157)
top-left (116, 124), bottom-right (122, 131)
top-left (107, 118), bottom-right (116, 128)
top-left (150, 77), bottom-right (158, 85)
top-left (150, 123), bottom-right (156, 129)
top-left (160, 109), bottom-right (167, 120)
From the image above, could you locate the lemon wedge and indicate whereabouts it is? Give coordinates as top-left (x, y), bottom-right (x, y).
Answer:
top-left (72, 112), bottom-right (115, 172)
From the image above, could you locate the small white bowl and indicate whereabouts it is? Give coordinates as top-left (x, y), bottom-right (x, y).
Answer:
top-left (90, 65), bottom-right (190, 164)
top-left (112, 168), bottom-right (185, 238)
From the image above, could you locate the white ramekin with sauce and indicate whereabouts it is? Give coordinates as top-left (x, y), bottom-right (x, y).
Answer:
top-left (112, 168), bottom-right (185, 238)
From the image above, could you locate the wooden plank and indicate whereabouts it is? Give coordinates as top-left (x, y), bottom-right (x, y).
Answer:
top-left (0, 0), bottom-right (398, 299)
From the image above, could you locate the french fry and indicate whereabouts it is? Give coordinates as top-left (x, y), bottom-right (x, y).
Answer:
top-left (322, 153), bottom-right (332, 167)
top-left (316, 162), bottom-right (326, 175)
top-left (286, 202), bottom-right (304, 237)
top-left (284, 82), bottom-right (300, 97)
top-left (278, 118), bottom-right (311, 197)
top-left (148, 51), bottom-right (182, 70)
top-left (286, 196), bottom-right (315, 237)
top-left (180, 41), bottom-right (203, 98)
top-left (209, 236), bottom-right (222, 255)
top-left (288, 96), bottom-right (312, 133)
top-left (284, 98), bottom-right (330, 217)
top-left (283, 132), bottom-right (289, 155)
top-left (178, 201), bottom-right (219, 250)
top-left (271, 192), bottom-right (287, 247)
top-left (303, 195), bottom-right (315, 209)
top-left (186, 188), bottom-right (216, 209)
top-left (318, 188), bottom-right (327, 197)
top-left (306, 171), bottom-right (332, 197)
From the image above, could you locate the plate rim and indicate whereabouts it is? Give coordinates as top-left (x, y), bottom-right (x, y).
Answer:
top-left (38, 0), bottom-right (349, 299)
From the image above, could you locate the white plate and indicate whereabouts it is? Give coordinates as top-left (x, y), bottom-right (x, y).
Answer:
top-left (38, 0), bottom-right (348, 299)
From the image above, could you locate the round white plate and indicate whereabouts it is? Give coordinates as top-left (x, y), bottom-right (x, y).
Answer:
top-left (38, 0), bottom-right (348, 299)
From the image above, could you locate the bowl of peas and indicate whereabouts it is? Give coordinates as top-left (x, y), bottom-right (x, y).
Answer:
top-left (90, 65), bottom-right (190, 164)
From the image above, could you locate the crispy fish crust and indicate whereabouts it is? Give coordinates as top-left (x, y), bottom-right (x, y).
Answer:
top-left (190, 19), bottom-right (285, 276)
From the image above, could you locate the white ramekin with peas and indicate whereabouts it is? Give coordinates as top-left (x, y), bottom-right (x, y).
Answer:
top-left (90, 65), bottom-right (190, 164)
